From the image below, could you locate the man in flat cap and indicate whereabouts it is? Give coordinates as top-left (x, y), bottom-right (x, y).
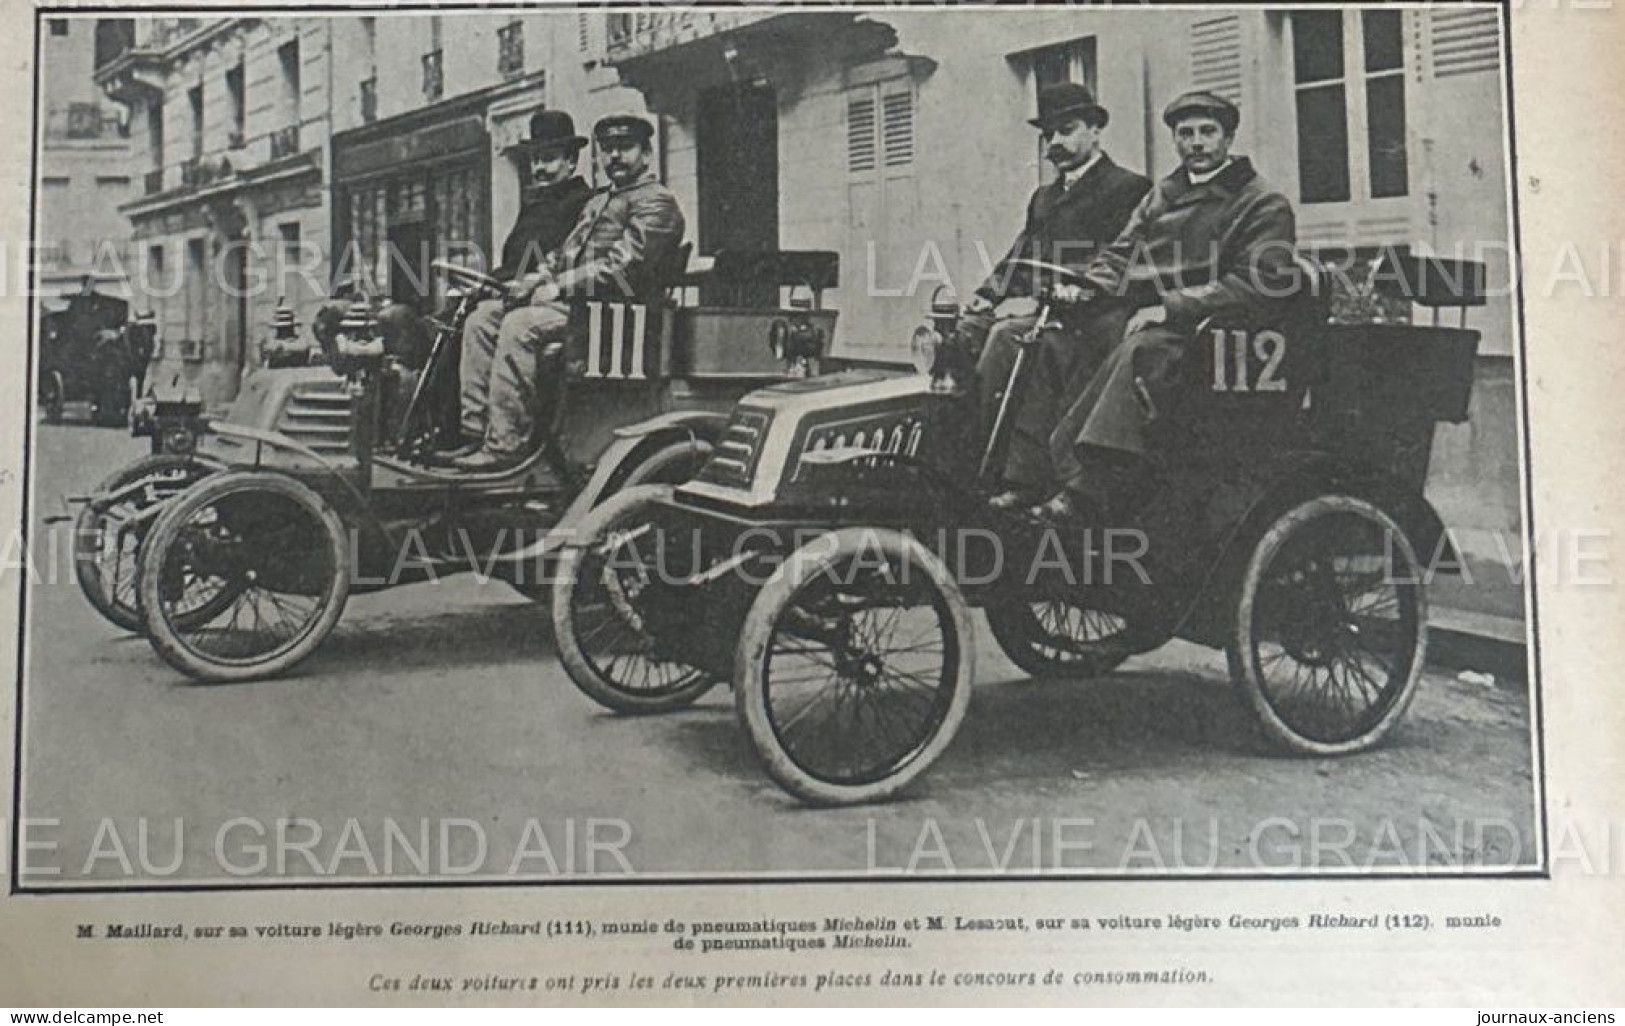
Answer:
top-left (442, 109), bottom-right (594, 461)
top-left (1035, 89), bottom-right (1299, 520)
top-left (455, 112), bottom-right (686, 471)
top-left (965, 82), bottom-right (1150, 508)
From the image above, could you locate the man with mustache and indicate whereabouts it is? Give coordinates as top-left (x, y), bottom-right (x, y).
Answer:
top-left (454, 112), bottom-right (685, 472)
top-left (966, 83), bottom-right (1150, 508)
top-left (1038, 90), bottom-right (1299, 522)
top-left (439, 109), bottom-right (594, 462)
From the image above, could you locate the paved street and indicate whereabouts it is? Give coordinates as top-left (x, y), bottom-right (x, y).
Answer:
top-left (16, 423), bottom-right (1540, 885)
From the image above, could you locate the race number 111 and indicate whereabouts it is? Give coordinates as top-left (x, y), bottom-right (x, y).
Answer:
top-left (1210, 327), bottom-right (1288, 393)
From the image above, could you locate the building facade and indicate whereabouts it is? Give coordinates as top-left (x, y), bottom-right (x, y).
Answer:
top-left (38, 16), bottom-right (136, 302)
top-left (83, 9), bottom-right (1518, 574)
top-left (323, 11), bottom-right (633, 311)
top-left (97, 17), bottom-right (335, 401)
top-left (588, 6), bottom-right (1518, 565)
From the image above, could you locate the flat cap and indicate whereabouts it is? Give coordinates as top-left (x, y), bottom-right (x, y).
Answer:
top-left (1162, 90), bottom-right (1240, 133)
top-left (594, 113), bottom-right (655, 143)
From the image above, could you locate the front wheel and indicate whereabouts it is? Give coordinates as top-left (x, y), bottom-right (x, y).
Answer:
top-left (74, 454), bottom-right (222, 632)
top-left (1227, 494), bottom-right (1427, 756)
top-left (552, 484), bottom-right (717, 714)
top-left (735, 528), bottom-right (974, 806)
top-left (139, 471), bottom-right (349, 683)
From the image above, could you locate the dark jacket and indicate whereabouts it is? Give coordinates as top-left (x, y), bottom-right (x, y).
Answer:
top-left (494, 176), bottom-right (592, 282)
top-left (978, 153), bottom-right (1151, 300)
top-left (1083, 156), bottom-right (1297, 326)
top-left (550, 171), bottom-right (686, 302)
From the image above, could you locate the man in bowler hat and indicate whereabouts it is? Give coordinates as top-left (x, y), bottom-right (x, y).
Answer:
top-left (455, 112), bottom-right (686, 472)
top-left (442, 109), bottom-right (594, 462)
top-left (1036, 89), bottom-right (1300, 521)
top-left (965, 82), bottom-right (1150, 508)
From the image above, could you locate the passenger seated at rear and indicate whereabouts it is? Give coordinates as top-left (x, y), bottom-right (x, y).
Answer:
top-left (1036, 90), bottom-right (1300, 522)
top-left (453, 112), bottom-right (686, 472)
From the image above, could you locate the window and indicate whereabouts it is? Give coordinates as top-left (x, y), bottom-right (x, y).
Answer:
top-left (278, 221), bottom-right (302, 261)
top-left (498, 19), bottom-right (524, 79)
top-left (359, 76), bottom-right (377, 124)
top-left (50, 19), bottom-right (69, 37)
top-left (225, 63), bottom-right (245, 148)
top-left (147, 99), bottom-right (164, 173)
top-left (42, 176), bottom-right (70, 190)
top-left (185, 237), bottom-right (207, 347)
top-left (1290, 9), bottom-right (1410, 204)
top-left (422, 51), bottom-right (444, 103)
top-left (146, 243), bottom-right (165, 297)
top-left (1027, 36), bottom-right (1097, 97)
top-left (187, 83), bottom-right (204, 159)
top-left (846, 79), bottom-right (915, 178)
top-left (359, 17), bottom-right (378, 124)
top-left (277, 40), bottom-right (300, 128)
top-left (423, 17), bottom-right (444, 102)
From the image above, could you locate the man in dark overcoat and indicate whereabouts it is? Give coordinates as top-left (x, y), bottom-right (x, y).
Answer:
top-left (963, 82), bottom-right (1150, 505)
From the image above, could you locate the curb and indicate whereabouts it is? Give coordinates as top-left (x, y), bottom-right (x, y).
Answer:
top-left (1427, 608), bottom-right (1529, 685)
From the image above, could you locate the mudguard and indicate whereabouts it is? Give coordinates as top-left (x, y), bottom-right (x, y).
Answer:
top-left (492, 410), bottom-right (730, 570)
top-left (1173, 451), bottom-right (1461, 647)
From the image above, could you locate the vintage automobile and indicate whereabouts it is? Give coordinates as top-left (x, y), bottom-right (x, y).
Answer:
top-left (37, 281), bottom-right (154, 426)
top-left (72, 250), bottom-right (844, 683)
top-left (551, 254), bottom-right (1484, 806)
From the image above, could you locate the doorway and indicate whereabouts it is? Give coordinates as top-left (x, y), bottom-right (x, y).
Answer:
top-left (696, 83), bottom-right (779, 307)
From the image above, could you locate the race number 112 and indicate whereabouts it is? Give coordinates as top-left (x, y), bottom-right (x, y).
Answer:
top-left (1210, 327), bottom-right (1288, 393)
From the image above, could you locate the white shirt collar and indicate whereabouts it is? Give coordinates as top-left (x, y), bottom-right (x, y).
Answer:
top-left (1060, 151), bottom-right (1104, 189)
top-left (1186, 158), bottom-right (1235, 186)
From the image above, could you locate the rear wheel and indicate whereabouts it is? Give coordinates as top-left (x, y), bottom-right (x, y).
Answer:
top-left (985, 597), bottom-right (1150, 679)
top-left (735, 528), bottom-right (973, 806)
top-left (139, 471), bottom-right (349, 683)
top-left (553, 484), bottom-right (717, 714)
top-left (1228, 494), bottom-right (1426, 755)
top-left (73, 454), bottom-right (220, 633)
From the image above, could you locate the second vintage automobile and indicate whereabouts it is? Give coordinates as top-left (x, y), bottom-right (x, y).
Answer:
top-left (552, 255), bottom-right (1483, 806)
top-left (72, 250), bottom-right (844, 682)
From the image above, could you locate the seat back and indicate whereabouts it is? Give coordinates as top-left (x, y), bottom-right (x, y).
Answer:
top-left (1146, 255), bottom-right (1331, 457)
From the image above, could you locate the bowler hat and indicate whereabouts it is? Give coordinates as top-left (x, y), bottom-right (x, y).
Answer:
top-left (1161, 90), bottom-right (1240, 133)
top-left (1029, 82), bottom-right (1109, 130)
top-left (520, 109), bottom-right (588, 152)
top-left (594, 113), bottom-right (655, 144)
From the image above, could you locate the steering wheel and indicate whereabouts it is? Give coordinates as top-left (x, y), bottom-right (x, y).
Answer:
top-left (431, 260), bottom-right (505, 296)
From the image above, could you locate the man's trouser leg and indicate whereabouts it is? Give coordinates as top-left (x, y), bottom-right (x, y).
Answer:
top-left (482, 302), bottom-right (571, 458)
top-left (978, 304), bottom-right (1126, 493)
top-left (458, 298), bottom-right (506, 442)
top-left (1051, 322), bottom-right (1185, 496)
top-left (974, 314), bottom-right (1041, 488)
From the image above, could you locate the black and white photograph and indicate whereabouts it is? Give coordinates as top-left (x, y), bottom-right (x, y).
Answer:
top-left (14, 3), bottom-right (1539, 888)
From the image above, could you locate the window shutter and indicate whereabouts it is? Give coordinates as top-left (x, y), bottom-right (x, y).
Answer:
top-left (881, 88), bottom-right (915, 169)
top-left (1190, 12), bottom-right (1243, 101)
top-left (847, 93), bottom-right (877, 174)
top-left (1430, 7), bottom-right (1500, 78)
top-left (577, 12), bottom-right (590, 53)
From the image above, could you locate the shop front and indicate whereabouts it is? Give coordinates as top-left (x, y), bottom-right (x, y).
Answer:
top-left (332, 94), bottom-right (493, 313)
